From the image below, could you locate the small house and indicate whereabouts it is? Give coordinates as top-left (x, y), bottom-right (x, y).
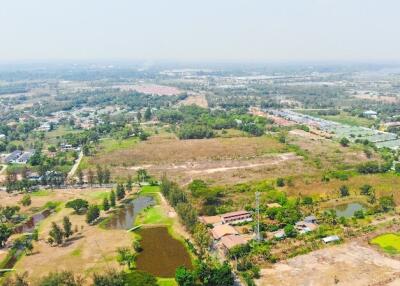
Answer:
top-left (199, 215), bottom-right (222, 226)
top-left (211, 224), bottom-right (238, 240)
top-left (221, 210), bottom-right (252, 225)
top-left (322, 235), bottom-right (340, 244)
top-left (220, 234), bottom-right (248, 250)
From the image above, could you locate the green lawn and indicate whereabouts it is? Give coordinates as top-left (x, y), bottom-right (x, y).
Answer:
top-left (371, 233), bottom-right (400, 254)
top-left (157, 278), bottom-right (177, 286)
top-left (87, 190), bottom-right (111, 200)
top-left (31, 189), bottom-right (54, 197)
top-left (135, 205), bottom-right (172, 226)
top-left (100, 136), bottom-right (138, 153)
top-left (140, 186), bottom-right (161, 194)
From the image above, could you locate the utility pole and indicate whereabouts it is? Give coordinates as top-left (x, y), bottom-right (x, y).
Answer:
top-left (256, 192), bottom-right (261, 241)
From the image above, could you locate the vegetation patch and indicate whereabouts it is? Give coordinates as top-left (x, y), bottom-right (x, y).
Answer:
top-left (371, 233), bottom-right (400, 254)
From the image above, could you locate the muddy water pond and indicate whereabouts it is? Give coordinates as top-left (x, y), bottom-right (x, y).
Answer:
top-left (136, 227), bottom-right (192, 277)
top-left (332, 202), bottom-right (364, 218)
top-left (106, 196), bottom-right (154, 230)
top-left (13, 209), bottom-right (51, 234)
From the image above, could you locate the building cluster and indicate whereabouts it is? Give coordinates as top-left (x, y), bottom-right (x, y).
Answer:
top-left (199, 210), bottom-right (253, 253)
top-left (269, 109), bottom-right (400, 150)
top-left (2, 150), bottom-right (35, 164)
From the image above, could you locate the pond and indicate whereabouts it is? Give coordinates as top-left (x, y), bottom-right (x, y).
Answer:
top-left (332, 202), bottom-right (364, 218)
top-left (106, 196), bottom-right (154, 230)
top-left (136, 227), bottom-right (192, 277)
top-left (13, 209), bottom-right (52, 234)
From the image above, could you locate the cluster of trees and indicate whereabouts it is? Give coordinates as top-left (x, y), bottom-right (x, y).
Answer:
top-left (47, 217), bottom-right (73, 246)
top-left (161, 175), bottom-right (197, 232)
top-left (158, 105), bottom-right (267, 139)
top-left (4, 269), bottom-right (158, 286)
top-left (357, 161), bottom-right (392, 174)
top-left (85, 165), bottom-right (112, 186)
top-left (175, 261), bottom-right (234, 286)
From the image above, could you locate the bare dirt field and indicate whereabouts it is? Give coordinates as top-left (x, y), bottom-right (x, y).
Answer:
top-left (118, 152), bottom-right (304, 185)
top-left (256, 241), bottom-right (400, 286)
top-left (353, 92), bottom-right (399, 103)
top-left (86, 135), bottom-right (308, 184)
top-left (178, 93), bottom-right (208, 108)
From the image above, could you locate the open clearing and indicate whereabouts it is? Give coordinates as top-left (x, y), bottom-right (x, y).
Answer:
top-left (85, 135), bottom-right (308, 185)
top-left (256, 241), bottom-right (400, 286)
top-left (178, 93), bottom-right (208, 108)
top-left (371, 233), bottom-right (400, 254)
top-left (7, 188), bottom-right (132, 284)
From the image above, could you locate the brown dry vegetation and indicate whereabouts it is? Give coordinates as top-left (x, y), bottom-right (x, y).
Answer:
top-left (257, 241), bottom-right (400, 286)
top-left (14, 207), bottom-right (131, 284)
top-left (6, 188), bottom-right (132, 284)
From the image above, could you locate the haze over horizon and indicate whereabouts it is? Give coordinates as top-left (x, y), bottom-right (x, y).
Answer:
top-left (1, 0), bottom-right (400, 62)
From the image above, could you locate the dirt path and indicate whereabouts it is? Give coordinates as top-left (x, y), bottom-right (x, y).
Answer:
top-left (67, 151), bottom-right (83, 181)
top-left (157, 192), bottom-right (191, 240)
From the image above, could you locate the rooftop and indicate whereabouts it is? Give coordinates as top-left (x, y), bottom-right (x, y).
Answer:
top-left (211, 224), bottom-right (238, 240)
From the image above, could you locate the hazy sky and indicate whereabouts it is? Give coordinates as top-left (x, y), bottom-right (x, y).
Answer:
top-left (1, 0), bottom-right (399, 62)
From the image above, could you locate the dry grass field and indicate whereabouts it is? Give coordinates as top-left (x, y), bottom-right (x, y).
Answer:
top-left (84, 134), bottom-right (306, 185)
top-left (256, 241), bottom-right (400, 286)
top-left (82, 129), bottom-right (379, 186)
top-left (3, 188), bottom-right (133, 284)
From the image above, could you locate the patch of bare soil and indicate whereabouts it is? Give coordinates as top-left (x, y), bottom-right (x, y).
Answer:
top-left (116, 153), bottom-right (305, 185)
top-left (256, 241), bottom-right (400, 286)
top-left (178, 93), bottom-right (208, 108)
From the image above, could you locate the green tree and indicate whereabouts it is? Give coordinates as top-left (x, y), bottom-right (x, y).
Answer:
top-left (136, 169), bottom-right (148, 184)
top-left (144, 107), bottom-right (152, 121)
top-left (284, 224), bottom-right (297, 238)
top-left (63, 216), bottom-right (73, 239)
top-left (340, 137), bottom-right (350, 147)
top-left (276, 178), bottom-right (285, 187)
top-left (116, 247), bottom-right (137, 270)
top-left (116, 183), bottom-right (126, 200)
top-left (126, 176), bottom-right (133, 192)
top-left (360, 184), bottom-right (373, 196)
top-left (379, 196), bottom-right (395, 212)
top-left (0, 224), bottom-right (12, 247)
top-left (103, 168), bottom-right (111, 184)
top-left (20, 194), bottom-right (32, 207)
top-left (123, 271), bottom-right (157, 286)
top-left (92, 270), bottom-right (125, 286)
top-left (49, 222), bottom-right (64, 246)
top-left (66, 199), bottom-right (89, 214)
top-left (339, 185), bottom-right (349, 197)
top-left (86, 205), bottom-right (100, 224)
top-left (110, 190), bottom-right (116, 208)
top-left (76, 168), bottom-right (84, 185)
top-left (87, 169), bottom-right (95, 186)
top-left (103, 197), bottom-right (110, 211)
top-left (193, 223), bottom-right (212, 259)
top-left (38, 271), bottom-right (83, 286)
top-left (175, 266), bottom-right (196, 286)
top-left (96, 165), bottom-right (104, 185)
top-left (137, 111), bottom-right (142, 122)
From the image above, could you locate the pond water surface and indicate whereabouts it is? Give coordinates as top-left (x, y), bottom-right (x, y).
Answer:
top-left (106, 196), bottom-right (154, 229)
top-left (13, 209), bottom-right (51, 234)
top-left (136, 227), bottom-right (192, 277)
top-left (332, 202), bottom-right (364, 218)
